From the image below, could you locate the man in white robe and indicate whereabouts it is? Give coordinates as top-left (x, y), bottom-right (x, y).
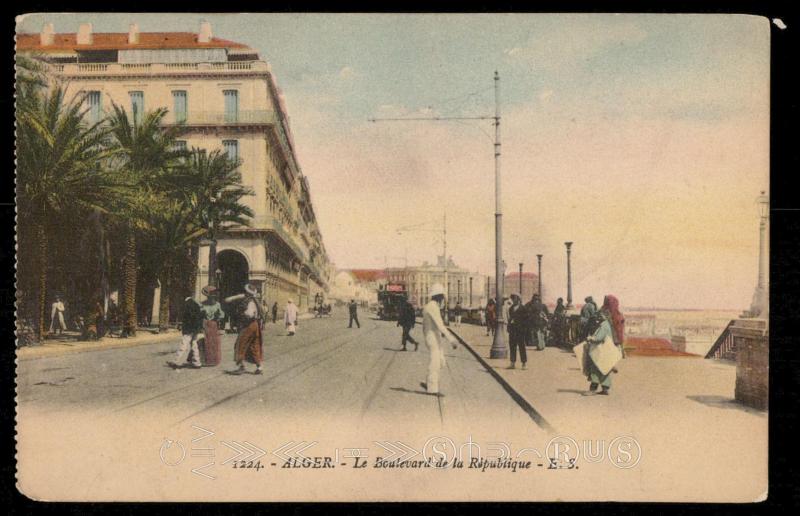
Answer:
top-left (284, 299), bottom-right (298, 336)
top-left (421, 283), bottom-right (458, 395)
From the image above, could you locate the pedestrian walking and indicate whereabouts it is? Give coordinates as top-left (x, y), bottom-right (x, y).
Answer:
top-left (397, 298), bottom-right (419, 351)
top-left (479, 306), bottom-right (486, 327)
top-left (601, 294), bottom-right (626, 358)
top-left (200, 285), bottom-right (225, 366)
top-left (454, 301), bottom-right (463, 326)
top-left (272, 302), bottom-right (278, 324)
top-left (284, 299), bottom-right (298, 336)
top-left (507, 293), bottom-right (527, 369)
top-left (168, 295), bottom-right (204, 370)
top-left (49, 296), bottom-right (67, 334)
top-left (580, 310), bottom-right (622, 396)
top-left (485, 299), bottom-right (496, 336)
top-left (420, 283), bottom-right (458, 395)
top-left (529, 294), bottom-right (549, 350)
top-left (348, 299), bottom-right (360, 328)
top-left (551, 297), bottom-right (567, 348)
top-left (231, 284), bottom-right (264, 374)
top-left (580, 296), bottom-right (598, 340)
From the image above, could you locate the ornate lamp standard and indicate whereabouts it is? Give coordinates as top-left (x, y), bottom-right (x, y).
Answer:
top-left (565, 242), bottom-right (574, 309)
top-left (469, 276), bottom-right (473, 307)
top-left (747, 191), bottom-right (769, 318)
top-left (536, 254), bottom-right (543, 297)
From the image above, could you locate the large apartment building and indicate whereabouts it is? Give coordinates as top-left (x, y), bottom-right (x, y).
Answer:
top-left (17, 21), bottom-right (331, 312)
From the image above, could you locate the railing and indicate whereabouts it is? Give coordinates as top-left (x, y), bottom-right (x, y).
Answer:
top-left (163, 110), bottom-right (278, 126)
top-left (705, 320), bottom-right (736, 359)
top-left (77, 63), bottom-right (108, 72)
top-left (56, 61), bottom-right (269, 76)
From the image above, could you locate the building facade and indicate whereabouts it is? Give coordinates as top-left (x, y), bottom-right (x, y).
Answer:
top-left (385, 256), bottom-right (484, 308)
top-left (18, 21), bottom-right (331, 313)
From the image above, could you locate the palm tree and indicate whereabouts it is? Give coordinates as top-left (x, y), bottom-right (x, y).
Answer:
top-left (16, 82), bottom-right (120, 341)
top-left (138, 200), bottom-right (206, 332)
top-left (166, 148), bottom-right (254, 291)
top-left (107, 104), bottom-right (185, 337)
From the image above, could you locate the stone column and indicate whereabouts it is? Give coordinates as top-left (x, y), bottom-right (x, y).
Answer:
top-left (733, 319), bottom-right (768, 410)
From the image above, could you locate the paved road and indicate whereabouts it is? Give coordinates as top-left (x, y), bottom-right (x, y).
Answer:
top-left (18, 312), bottom-right (546, 441)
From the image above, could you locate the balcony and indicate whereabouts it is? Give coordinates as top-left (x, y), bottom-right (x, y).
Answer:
top-left (162, 110), bottom-right (279, 127)
top-left (54, 61), bottom-right (270, 77)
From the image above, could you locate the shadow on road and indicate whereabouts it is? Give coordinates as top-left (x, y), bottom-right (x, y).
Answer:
top-left (390, 387), bottom-right (443, 398)
top-left (556, 389), bottom-right (588, 395)
top-left (686, 395), bottom-right (767, 416)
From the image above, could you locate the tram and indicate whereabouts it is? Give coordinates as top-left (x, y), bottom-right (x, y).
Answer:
top-left (377, 283), bottom-right (408, 320)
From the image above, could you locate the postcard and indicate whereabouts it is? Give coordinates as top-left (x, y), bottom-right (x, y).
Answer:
top-left (15, 12), bottom-right (769, 502)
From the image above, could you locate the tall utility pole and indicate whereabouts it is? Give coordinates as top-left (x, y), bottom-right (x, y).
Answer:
top-left (370, 71), bottom-right (506, 358)
top-left (536, 254), bottom-right (543, 297)
top-left (489, 72), bottom-right (507, 358)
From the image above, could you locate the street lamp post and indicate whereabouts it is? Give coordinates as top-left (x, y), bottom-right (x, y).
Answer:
top-left (518, 263), bottom-right (523, 297)
top-left (457, 279), bottom-right (461, 304)
top-left (748, 191), bottom-right (769, 317)
top-left (469, 276), bottom-right (473, 308)
top-left (565, 242), bottom-right (573, 309)
top-left (537, 254), bottom-right (543, 297)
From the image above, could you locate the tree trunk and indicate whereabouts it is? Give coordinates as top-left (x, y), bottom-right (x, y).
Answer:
top-left (158, 268), bottom-right (171, 333)
top-left (121, 227), bottom-right (137, 337)
top-left (35, 222), bottom-right (48, 343)
top-left (208, 237), bottom-right (218, 288)
top-left (186, 246), bottom-right (199, 298)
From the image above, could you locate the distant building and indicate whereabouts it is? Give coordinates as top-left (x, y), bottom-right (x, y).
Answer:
top-left (329, 269), bottom-right (385, 305)
top-left (385, 256), bottom-right (484, 308)
top-left (487, 272), bottom-right (540, 301)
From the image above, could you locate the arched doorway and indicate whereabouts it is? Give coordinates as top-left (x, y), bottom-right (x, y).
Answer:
top-left (217, 249), bottom-right (250, 300)
top-left (217, 249), bottom-right (249, 331)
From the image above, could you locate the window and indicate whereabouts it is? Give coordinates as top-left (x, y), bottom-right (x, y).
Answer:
top-left (129, 91), bottom-right (144, 124)
top-left (173, 140), bottom-right (187, 152)
top-left (222, 140), bottom-right (239, 163)
top-left (223, 90), bottom-right (238, 122)
top-left (172, 90), bottom-right (187, 123)
top-left (86, 91), bottom-right (102, 123)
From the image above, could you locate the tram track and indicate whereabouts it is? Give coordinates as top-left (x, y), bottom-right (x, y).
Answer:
top-left (110, 317), bottom-right (379, 416)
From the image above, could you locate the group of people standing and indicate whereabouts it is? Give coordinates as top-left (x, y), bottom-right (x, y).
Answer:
top-left (481, 293), bottom-right (625, 395)
top-left (167, 283), bottom-right (304, 375)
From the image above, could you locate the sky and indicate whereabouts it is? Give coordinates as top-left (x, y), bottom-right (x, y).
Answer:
top-left (17, 13), bottom-right (770, 309)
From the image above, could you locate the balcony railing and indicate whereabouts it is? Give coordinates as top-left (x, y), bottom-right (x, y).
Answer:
top-left (55, 61), bottom-right (270, 76)
top-left (163, 110), bottom-right (279, 126)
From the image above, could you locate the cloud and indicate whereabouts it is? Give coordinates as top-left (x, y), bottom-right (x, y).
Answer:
top-left (503, 19), bottom-right (648, 72)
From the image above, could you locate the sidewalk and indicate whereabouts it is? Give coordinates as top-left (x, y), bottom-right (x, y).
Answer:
top-left (449, 322), bottom-right (768, 499)
top-left (16, 329), bottom-right (179, 361)
top-left (18, 312), bottom-right (321, 361)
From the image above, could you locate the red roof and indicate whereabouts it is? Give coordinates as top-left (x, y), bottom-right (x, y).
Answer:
top-left (348, 269), bottom-right (387, 282)
top-left (16, 32), bottom-right (249, 52)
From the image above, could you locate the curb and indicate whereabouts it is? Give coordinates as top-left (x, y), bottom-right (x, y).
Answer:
top-left (448, 327), bottom-right (557, 434)
top-left (16, 331), bottom-right (178, 361)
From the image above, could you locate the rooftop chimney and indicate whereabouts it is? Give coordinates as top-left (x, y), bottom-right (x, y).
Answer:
top-left (77, 22), bottom-right (93, 45)
top-left (128, 23), bottom-right (139, 44)
top-left (198, 20), bottom-right (213, 43)
top-left (40, 23), bottom-right (55, 46)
